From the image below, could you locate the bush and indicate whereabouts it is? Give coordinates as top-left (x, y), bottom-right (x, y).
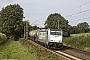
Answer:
top-left (9, 35), bottom-right (14, 40)
top-left (0, 33), bottom-right (7, 44)
top-left (63, 32), bottom-right (70, 37)
top-left (19, 38), bottom-right (27, 45)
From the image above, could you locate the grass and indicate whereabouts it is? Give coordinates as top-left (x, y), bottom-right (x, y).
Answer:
top-left (63, 33), bottom-right (90, 51)
top-left (21, 40), bottom-right (61, 60)
top-left (0, 39), bottom-right (61, 60)
top-left (0, 40), bottom-right (35, 60)
top-left (71, 33), bottom-right (90, 37)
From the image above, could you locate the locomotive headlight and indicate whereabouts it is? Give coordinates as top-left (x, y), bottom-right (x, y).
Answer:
top-left (59, 40), bottom-right (61, 43)
top-left (59, 40), bottom-right (62, 43)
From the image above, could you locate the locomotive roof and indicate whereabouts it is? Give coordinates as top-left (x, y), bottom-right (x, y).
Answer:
top-left (38, 28), bottom-right (62, 31)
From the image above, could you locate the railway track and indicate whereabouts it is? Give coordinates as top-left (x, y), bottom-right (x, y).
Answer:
top-left (59, 46), bottom-right (90, 60)
top-left (54, 50), bottom-right (82, 60)
top-left (28, 40), bottom-right (90, 60)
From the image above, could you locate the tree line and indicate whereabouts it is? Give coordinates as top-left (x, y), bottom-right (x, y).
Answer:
top-left (44, 13), bottom-right (90, 36)
top-left (70, 22), bottom-right (90, 34)
top-left (0, 4), bottom-right (90, 41)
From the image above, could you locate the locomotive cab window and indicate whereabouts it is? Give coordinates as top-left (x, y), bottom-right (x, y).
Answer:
top-left (50, 31), bottom-right (61, 35)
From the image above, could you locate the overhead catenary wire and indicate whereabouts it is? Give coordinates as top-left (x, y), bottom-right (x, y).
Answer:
top-left (70, 16), bottom-right (90, 22)
top-left (61, 1), bottom-right (90, 23)
top-left (65, 9), bottom-right (90, 17)
top-left (62, 1), bottom-right (90, 14)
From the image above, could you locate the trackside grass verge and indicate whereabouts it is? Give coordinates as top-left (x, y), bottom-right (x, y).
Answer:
top-left (63, 33), bottom-right (90, 52)
top-left (19, 39), bottom-right (61, 60)
top-left (0, 40), bottom-right (35, 60)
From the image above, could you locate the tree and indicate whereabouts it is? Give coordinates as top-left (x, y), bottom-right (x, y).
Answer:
top-left (77, 22), bottom-right (89, 33)
top-left (71, 26), bottom-right (79, 34)
top-left (32, 25), bottom-right (39, 30)
top-left (0, 4), bottom-right (24, 40)
top-left (0, 14), bottom-right (2, 32)
top-left (22, 21), bottom-right (39, 39)
top-left (44, 13), bottom-right (70, 37)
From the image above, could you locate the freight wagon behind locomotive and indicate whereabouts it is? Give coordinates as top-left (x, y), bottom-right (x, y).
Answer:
top-left (29, 28), bottom-right (63, 48)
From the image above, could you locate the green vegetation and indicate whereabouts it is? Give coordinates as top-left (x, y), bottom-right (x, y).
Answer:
top-left (70, 22), bottom-right (90, 34)
top-left (77, 22), bottom-right (89, 33)
top-left (0, 40), bottom-right (35, 60)
top-left (19, 38), bottom-right (61, 60)
top-left (0, 3), bottom-right (90, 60)
top-left (44, 13), bottom-right (90, 37)
top-left (0, 33), bottom-right (7, 44)
top-left (44, 13), bottom-right (70, 37)
top-left (63, 33), bottom-right (90, 51)
top-left (0, 4), bottom-right (39, 40)
top-left (0, 38), bottom-right (61, 60)
top-left (71, 33), bottom-right (90, 37)
top-left (0, 4), bottom-right (24, 40)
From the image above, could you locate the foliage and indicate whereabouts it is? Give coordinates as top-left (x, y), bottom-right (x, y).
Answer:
top-left (31, 25), bottom-right (39, 30)
top-left (23, 21), bottom-right (38, 31)
top-left (0, 4), bottom-right (24, 40)
top-left (19, 38), bottom-right (27, 45)
top-left (63, 33), bottom-right (90, 51)
top-left (0, 16), bottom-right (2, 32)
top-left (70, 26), bottom-right (79, 34)
top-left (0, 33), bottom-right (7, 44)
top-left (69, 22), bottom-right (90, 34)
top-left (44, 13), bottom-right (70, 37)
top-left (22, 21), bottom-right (39, 39)
top-left (77, 22), bottom-right (89, 33)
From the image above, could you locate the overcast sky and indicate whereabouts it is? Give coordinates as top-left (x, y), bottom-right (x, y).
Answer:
top-left (0, 0), bottom-right (90, 27)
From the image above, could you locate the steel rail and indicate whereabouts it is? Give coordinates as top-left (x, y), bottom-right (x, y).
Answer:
top-left (28, 40), bottom-right (84, 60)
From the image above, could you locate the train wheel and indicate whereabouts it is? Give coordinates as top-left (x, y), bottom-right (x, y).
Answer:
top-left (44, 44), bottom-right (46, 47)
top-left (47, 45), bottom-right (52, 49)
top-left (59, 45), bottom-right (63, 50)
top-left (36, 41), bottom-right (38, 44)
top-left (47, 45), bottom-right (50, 49)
